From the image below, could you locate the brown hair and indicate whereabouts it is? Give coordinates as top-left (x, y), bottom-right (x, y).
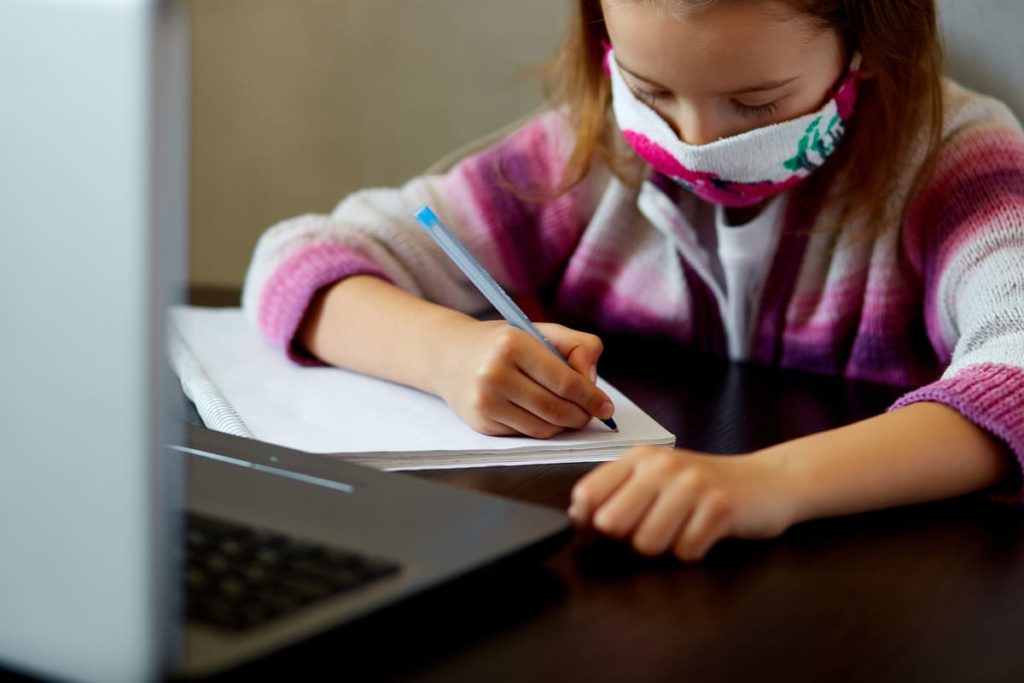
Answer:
top-left (543, 0), bottom-right (946, 232)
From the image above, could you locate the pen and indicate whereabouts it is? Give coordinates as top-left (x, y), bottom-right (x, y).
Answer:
top-left (414, 205), bottom-right (618, 432)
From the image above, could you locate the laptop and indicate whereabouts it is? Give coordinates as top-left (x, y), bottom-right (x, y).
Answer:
top-left (0, 1), bottom-right (570, 680)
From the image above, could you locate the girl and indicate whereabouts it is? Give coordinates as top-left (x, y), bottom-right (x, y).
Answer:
top-left (243, 0), bottom-right (1024, 561)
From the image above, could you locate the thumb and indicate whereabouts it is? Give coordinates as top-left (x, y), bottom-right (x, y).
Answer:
top-left (536, 323), bottom-right (604, 383)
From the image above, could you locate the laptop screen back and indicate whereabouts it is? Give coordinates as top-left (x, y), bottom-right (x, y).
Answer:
top-left (0, 1), bottom-right (188, 680)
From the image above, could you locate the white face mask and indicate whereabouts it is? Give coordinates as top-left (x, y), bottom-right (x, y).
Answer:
top-left (608, 48), bottom-right (862, 207)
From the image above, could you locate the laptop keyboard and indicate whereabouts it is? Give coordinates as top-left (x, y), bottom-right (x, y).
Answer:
top-left (185, 512), bottom-right (401, 632)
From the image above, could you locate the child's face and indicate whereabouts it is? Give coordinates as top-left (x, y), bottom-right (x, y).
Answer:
top-left (603, 0), bottom-right (846, 145)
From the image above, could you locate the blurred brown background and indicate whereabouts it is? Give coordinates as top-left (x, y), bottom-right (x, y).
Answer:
top-left (188, 0), bottom-right (568, 289)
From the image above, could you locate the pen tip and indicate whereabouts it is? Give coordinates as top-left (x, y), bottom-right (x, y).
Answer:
top-left (605, 418), bottom-right (619, 432)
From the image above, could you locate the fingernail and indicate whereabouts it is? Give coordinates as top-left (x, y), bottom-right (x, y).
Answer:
top-left (598, 401), bottom-right (613, 419)
top-left (589, 366), bottom-right (597, 383)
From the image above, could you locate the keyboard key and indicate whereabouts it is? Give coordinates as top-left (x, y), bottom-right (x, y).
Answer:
top-left (184, 513), bottom-right (401, 632)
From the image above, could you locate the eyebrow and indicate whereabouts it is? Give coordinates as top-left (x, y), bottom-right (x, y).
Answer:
top-left (617, 62), bottom-right (798, 96)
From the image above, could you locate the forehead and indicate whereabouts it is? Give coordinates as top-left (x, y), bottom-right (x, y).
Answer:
top-left (602, 0), bottom-right (826, 86)
top-left (603, 0), bottom-right (808, 24)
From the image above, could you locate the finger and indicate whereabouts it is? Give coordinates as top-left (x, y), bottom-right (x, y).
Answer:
top-left (590, 472), bottom-right (661, 540)
top-left (539, 324), bottom-right (605, 381)
top-left (673, 494), bottom-right (733, 562)
top-left (514, 342), bottom-right (614, 422)
top-left (490, 398), bottom-right (566, 440)
top-left (465, 412), bottom-right (520, 437)
top-left (504, 370), bottom-right (593, 429)
top-left (569, 458), bottom-right (635, 522)
top-left (631, 478), bottom-right (699, 557)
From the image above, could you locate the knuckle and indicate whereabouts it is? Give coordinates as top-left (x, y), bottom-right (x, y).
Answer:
top-left (665, 473), bottom-right (698, 500)
top-left (642, 449), bottom-right (681, 477)
top-left (473, 363), bottom-right (505, 389)
top-left (519, 422), bottom-right (546, 439)
top-left (551, 373), bottom-right (578, 398)
top-left (492, 327), bottom-right (523, 358)
top-left (537, 424), bottom-right (565, 439)
top-left (705, 492), bottom-right (735, 523)
top-left (535, 395), bottom-right (562, 419)
top-left (467, 388), bottom-right (498, 416)
top-left (544, 398), bottom-right (581, 427)
top-left (519, 426), bottom-right (541, 439)
top-left (568, 409), bottom-right (593, 429)
top-left (654, 449), bottom-right (680, 468)
top-left (677, 467), bottom-right (708, 492)
top-left (469, 417), bottom-right (503, 436)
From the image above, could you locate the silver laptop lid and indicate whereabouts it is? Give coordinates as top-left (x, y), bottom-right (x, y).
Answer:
top-left (0, 1), bottom-right (188, 681)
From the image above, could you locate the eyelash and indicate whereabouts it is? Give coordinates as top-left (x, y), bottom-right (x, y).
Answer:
top-left (631, 87), bottom-right (667, 107)
top-left (631, 87), bottom-right (781, 120)
top-left (732, 100), bottom-right (780, 119)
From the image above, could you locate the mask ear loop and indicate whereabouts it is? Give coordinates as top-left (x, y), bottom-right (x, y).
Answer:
top-left (826, 52), bottom-right (863, 121)
top-left (849, 52), bottom-right (864, 75)
top-left (829, 52), bottom-right (863, 93)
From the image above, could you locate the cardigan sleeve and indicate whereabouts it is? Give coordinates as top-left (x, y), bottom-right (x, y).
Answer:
top-left (241, 109), bottom-right (602, 361)
top-left (893, 102), bottom-right (1024, 500)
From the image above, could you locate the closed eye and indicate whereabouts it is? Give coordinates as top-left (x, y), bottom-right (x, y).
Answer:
top-left (630, 86), bottom-right (669, 107)
top-left (732, 100), bottom-right (780, 119)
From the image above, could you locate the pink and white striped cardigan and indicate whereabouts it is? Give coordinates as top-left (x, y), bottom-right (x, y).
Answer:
top-left (243, 79), bottom-right (1024, 495)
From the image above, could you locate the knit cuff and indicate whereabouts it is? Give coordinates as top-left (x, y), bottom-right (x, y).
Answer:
top-left (890, 363), bottom-right (1024, 503)
top-left (257, 243), bottom-right (393, 364)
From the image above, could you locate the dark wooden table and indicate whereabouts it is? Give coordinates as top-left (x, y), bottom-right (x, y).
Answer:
top-left (192, 289), bottom-right (1024, 682)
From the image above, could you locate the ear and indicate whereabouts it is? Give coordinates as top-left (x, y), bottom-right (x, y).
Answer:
top-left (851, 53), bottom-right (875, 81)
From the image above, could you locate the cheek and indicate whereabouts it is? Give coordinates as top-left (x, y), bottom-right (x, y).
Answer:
top-left (792, 56), bottom-right (848, 116)
top-left (785, 88), bottom-right (835, 119)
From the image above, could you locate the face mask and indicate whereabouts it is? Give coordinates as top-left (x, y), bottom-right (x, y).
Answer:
top-left (607, 48), bottom-right (861, 207)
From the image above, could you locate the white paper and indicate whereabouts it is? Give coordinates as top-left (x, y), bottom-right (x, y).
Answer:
top-left (169, 306), bottom-right (676, 470)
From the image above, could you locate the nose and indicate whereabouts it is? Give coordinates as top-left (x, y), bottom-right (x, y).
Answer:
top-left (666, 106), bottom-right (722, 146)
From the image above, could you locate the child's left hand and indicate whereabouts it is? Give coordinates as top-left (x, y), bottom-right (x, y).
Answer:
top-left (569, 447), bottom-right (798, 562)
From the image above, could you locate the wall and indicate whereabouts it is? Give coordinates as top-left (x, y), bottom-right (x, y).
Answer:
top-left (936, 0), bottom-right (1024, 119)
top-left (188, 0), bottom-right (569, 288)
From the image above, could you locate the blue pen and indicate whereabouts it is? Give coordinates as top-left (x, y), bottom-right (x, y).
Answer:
top-left (414, 205), bottom-right (618, 432)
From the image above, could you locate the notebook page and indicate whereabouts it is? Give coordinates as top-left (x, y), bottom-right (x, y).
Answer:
top-left (169, 306), bottom-right (675, 469)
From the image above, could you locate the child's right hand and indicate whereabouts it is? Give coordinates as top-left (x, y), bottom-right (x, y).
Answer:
top-left (433, 320), bottom-right (616, 438)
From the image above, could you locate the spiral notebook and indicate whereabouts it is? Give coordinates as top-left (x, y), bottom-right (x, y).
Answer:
top-left (168, 306), bottom-right (676, 470)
